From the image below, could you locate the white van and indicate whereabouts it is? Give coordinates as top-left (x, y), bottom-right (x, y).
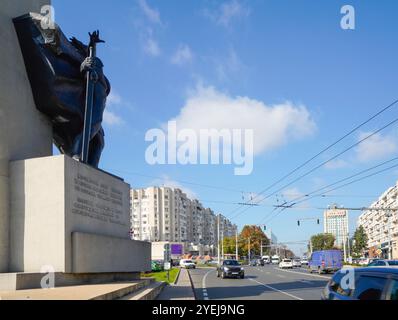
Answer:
top-left (271, 255), bottom-right (280, 264)
top-left (262, 256), bottom-right (271, 264)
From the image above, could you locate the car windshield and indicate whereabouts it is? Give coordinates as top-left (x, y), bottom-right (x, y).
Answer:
top-left (283, 259), bottom-right (292, 262)
top-left (184, 260), bottom-right (193, 263)
top-left (224, 260), bottom-right (240, 266)
top-left (387, 261), bottom-right (398, 266)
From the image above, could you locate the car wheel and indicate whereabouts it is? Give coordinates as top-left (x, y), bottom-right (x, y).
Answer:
top-left (240, 275), bottom-right (245, 279)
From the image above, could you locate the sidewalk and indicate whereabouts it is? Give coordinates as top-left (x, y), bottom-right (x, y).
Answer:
top-left (156, 268), bottom-right (195, 300)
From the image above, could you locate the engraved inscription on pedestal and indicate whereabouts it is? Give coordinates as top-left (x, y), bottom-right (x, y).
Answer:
top-left (72, 173), bottom-right (127, 227)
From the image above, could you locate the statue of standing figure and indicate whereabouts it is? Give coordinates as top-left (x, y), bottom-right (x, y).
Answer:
top-left (13, 12), bottom-right (110, 168)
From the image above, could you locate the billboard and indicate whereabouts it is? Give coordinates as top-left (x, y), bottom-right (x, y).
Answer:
top-left (171, 244), bottom-right (183, 255)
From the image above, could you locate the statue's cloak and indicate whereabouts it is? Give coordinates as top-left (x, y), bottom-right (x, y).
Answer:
top-left (13, 13), bottom-right (109, 167)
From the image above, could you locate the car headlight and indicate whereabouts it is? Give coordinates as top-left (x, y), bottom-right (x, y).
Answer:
top-left (224, 267), bottom-right (230, 271)
top-left (241, 267), bottom-right (244, 271)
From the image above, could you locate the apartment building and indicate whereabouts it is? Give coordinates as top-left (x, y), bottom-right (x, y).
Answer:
top-left (130, 187), bottom-right (237, 251)
top-left (324, 204), bottom-right (349, 248)
top-left (358, 184), bottom-right (398, 259)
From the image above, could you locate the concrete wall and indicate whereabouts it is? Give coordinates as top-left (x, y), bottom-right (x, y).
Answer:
top-left (72, 233), bottom-right (151, 273)
top-left (0, 0), bottom-right (52, 272)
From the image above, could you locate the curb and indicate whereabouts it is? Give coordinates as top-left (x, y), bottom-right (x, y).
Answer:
top-left (186, 269), bottom-right (197, 301)
top-left (173, 267), bottom-right (182, 285)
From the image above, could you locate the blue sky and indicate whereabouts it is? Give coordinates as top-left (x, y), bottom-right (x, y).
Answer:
top-left (53, 0), bottom-right (398, 255)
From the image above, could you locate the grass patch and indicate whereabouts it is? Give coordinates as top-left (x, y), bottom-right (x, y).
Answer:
top-left (141, 267), bottom-right (180, 284)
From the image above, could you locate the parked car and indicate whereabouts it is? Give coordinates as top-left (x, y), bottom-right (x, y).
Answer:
top-left (217, 260), bottom-right (245, 279)
top-left (256, 259), bottom-right (265, 266)
top-left (301, 258), bottom-right (309, 266)
top-left (322, 267), bottom-right (398, 300)
top-left (249, 259), bottom-right (257, 266)
top-left (172, 259), bottom-right (180, 267)
top-left (293, 259), bottom-right (302, 268)
top-left (262, 256), bottom-right (271, 264)
top-left (180, 259), bottom-right (196, 269)
top-left (308, 250), bottom-right (343, 274)
top-left (367, 259), bottom-right (398, 267)
top-left (279, 259), bottom-right (294, 269)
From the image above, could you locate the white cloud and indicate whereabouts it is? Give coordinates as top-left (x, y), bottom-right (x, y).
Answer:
top-left (107, 91), bottom-right (122, 106)
top-left (104, 90), bottom-right (125, 126)
top-left (216, 48), bottom-right (244, 82)
top-left (149, 175), bottom-right (197, 199)
top-left (138, 0), bottom-right (162, 25)
top-left (171, 44), bottom-right (193, 66)
top-left (324, 159), bottom-right (349, 170)
top-left (282, 188), bottom-right (305, 202)
top-left (280, 188), bottom-right (310, 210)
top-left (143, 37), bottom-right (161, 56)
top-left (205, 0), bottom-right (250, 27)
top-left (103, 110), bottom-right (123, 126)
top-left (218, 0), bottom-right (250, 26)
top-left (168, 85), bottom-right (316, 156)
top-left (355, 131), bottom-right (398, 162)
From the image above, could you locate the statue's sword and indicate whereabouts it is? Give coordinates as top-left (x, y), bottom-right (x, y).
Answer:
top-left (81, 30), bottom-right (105, 164)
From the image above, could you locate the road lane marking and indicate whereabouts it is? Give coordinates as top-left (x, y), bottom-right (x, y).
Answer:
top-left (249, 279), bottom-right (303, 300)
top-left (273, 267), bottom-right (330, 279)
top-left (277, 275), bottom-right (286, 279)
top-left (202, 269), bottom-right (215, 301)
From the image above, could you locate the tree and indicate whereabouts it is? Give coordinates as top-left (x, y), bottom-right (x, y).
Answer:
top-left (310, 233), bottom-right (336, 251)
top-left (351, 226), bottom-right (368, 258)
top-left (238, 225), bottom-right (270, 258)
top-left (222, 236), bottom-right (236, 255)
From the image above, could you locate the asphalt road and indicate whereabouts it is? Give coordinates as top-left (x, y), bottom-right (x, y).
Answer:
top-left (189, 265), bottom-right (333, 300)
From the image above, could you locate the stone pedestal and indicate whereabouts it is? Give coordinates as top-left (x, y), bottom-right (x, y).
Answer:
top-left (8, 155), bottom-right (150, 275)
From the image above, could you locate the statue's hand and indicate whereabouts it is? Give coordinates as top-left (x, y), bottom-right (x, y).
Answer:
top-left (80, 57), bottom-right (101, 74)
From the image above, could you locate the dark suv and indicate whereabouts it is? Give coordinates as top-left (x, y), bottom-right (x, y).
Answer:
top-left (322, 267), bottom-right (398, 300)
top-left (217, 260), bottom-right (245, 279)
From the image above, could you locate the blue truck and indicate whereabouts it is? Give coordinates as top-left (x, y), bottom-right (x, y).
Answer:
top-left (308, 250), bottom-right (343, 274)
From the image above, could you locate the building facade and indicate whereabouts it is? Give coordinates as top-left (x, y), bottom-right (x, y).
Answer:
top-left (130, 187), bottom-right (237, 253)
top-left (324, 205), bottom-right (349, 248)
top-left (358, 183), bottom-right (398, 259)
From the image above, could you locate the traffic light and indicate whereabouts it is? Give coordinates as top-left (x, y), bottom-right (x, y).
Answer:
top-left (297, 220), bottom-right (300, 226)
top-left (263, 225), bottom-right (267, 231)
top-left (317, 219), bottom-right (320, 225)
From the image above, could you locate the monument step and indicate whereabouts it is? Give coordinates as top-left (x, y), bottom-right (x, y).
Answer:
top-left (119, 281), bottom-right (166, 301)
top-left (0, 279), bottom-right (156, 300)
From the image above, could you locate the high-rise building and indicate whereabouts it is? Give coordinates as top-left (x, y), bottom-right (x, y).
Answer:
top-left (358, 183), bottom-right (398, 259)
top-left (324, 205), bottom-right (349, 248)
top-left (130, 187), bottom-right (236, 252)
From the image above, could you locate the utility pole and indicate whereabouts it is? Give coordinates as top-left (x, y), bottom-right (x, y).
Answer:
top-left (248, 237), bottom-right (251, 262)
top-left (343, 232), bottom-right (347, 263)
top-left (235, 228), bottom-right (239, 261)
top-left (217, 214), bottom-right (220, 264)
top-left (221, 221), bottom-right (224, 260)
top-left (260, 239), bottom-right (263, 257)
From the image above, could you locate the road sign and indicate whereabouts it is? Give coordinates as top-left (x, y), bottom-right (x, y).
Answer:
top-left (164, 243), bottom-right (171, 262)
top-left (164, 262), bottom-right (171, 271)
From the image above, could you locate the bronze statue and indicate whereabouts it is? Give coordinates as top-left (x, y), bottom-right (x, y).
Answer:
top-left (13, 13), bottom-right (110, 168)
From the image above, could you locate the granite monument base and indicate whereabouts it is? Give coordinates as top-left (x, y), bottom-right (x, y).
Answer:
top-left (1, 155), bottom-right (150, 290)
